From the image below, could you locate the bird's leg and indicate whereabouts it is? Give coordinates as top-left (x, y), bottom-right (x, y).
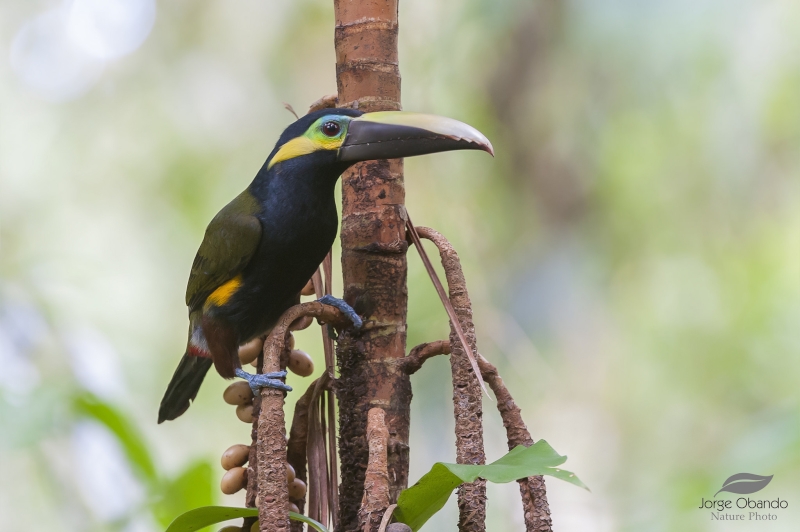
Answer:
top-left (235, 368), bottom-right (292, 395)
top-left (318, 295), bottom-right (363, 330)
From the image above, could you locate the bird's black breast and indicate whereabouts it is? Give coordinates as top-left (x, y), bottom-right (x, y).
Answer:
top-left (216, 166), bottom-right (340, 341)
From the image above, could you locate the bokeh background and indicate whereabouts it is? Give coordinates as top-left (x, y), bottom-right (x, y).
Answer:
top-left (2, 0), bottom-right (799, 530)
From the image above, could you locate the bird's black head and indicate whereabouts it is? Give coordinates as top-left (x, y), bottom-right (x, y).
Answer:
top-left (263, 108), bottom-right (363, 178)
top-left (262, 108), bottom-right (494, 178)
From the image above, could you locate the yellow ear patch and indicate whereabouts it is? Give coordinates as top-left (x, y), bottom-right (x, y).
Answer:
top-left (268, 137), bottom-right (318, 169)
top-left (205, 275), bottom-right (243, 309)
top-left (267, 131), bottom-right (344, 169)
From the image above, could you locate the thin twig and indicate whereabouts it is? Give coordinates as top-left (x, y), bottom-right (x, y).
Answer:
top-left (310, 253), bottom-right (340, 530)
top-left (309, 269), bottom-right (331, 527)
top-left (378, 504), bottom-right (398, 532)
top-left (321, 253), bottom-right (340, 531)
top-left (405, 218), bottom-right (486, 394)
top-left (402, 340), bottom-right (451, 375)
top-left (307, 373), bottom-right (332, 524)
top-left (287, 378), bottom-right (319, 531)
top-left (283, 102), bottom-right (300, 119)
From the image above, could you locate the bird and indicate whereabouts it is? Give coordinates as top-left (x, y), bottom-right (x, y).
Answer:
top-left (158, 108), bottom-right (493, 423)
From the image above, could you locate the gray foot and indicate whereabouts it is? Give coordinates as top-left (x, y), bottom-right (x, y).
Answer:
top-left (318, 295), bottom-right (363, 330)
top-left (235, 368), bottom-right (292, 395)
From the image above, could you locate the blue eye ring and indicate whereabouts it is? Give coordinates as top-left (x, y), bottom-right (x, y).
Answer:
top-left (322, 121), bottom-right (341, 137)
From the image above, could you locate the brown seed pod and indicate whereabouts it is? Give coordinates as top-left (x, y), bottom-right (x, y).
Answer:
top-left (238, 337), bottom-right (264, 365)
top-left (300, 279), bottom-right (316, 296)
top-left (288, 350), bottom-right (314, 377)
top-left (220, 466), bottom-right (247, 495)
top-left (235, 403), bottom-right (254, 423)
top-left (220, 444), bottom-right (250, 470)
top-left (288, 332), bottom-right (295, 350)
top-left (286, 462), bottom-right (296, 483)
top-left (289, 502), bottom-right (300, 514)
top-left (223, 381), bottom-right (253, 406)
top-left (250, 521), bottom-right (259, 532)
top-left (288, 477), bottom-right (307, 500)
top-left (289, 315), bottom-right (313, 331)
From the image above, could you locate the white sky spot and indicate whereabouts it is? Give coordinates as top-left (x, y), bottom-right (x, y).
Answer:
top-left (67, 0), bottom-right (157, 60)
top-left (72, 421), bottom-right (143, 521)
top-left (0, 328), bottom-right (40, 396)
top-left (63, 326), bottom-right (126, 399)
top-left (9, 0), bottom-right (156, 101)
top-left (0, 301), bottom-right (46, 396)
top-left (123, 516), bottom-right (161, 532)
top-left (10, 8), bottom-right (105, 102)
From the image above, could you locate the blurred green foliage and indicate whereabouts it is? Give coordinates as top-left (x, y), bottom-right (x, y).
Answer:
top-left (1, 0), bottom-right (798, 531)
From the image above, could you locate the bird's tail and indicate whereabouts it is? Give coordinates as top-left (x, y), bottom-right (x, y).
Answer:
top-left (158, 312), bottom-right (212, 423)
top-left (158, 353), bottom-right (212, 423)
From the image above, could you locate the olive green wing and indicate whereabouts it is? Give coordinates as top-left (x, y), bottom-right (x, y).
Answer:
top-left (186, 193), bottom-right (262, 310)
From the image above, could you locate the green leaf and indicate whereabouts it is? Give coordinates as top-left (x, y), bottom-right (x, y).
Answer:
top-left (289, 512), bottom-right (329, 532)
top-left (72, 392), bottom-right (158, 484)
top-left (164, 506), bottom-right (328, 532)
top-left (165, 506), bottom-right (253, 532)
top-left (394, 440), bottom-right (588, 531)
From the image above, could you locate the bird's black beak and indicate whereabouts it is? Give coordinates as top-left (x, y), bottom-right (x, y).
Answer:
top-left (337, 112), bottom-right (494, 163)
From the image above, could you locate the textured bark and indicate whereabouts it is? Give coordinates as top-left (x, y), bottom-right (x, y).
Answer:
top-left (416, 227), bottom-right (486, 531)
top-left (333, 1), bottom-right (410, 531)
top-left (256, 333), bottom-right (290, 531)
top-left (247, 302), bottom-right (352, 532)
top-left (358, 408), bottom-right (391, 532)
top-left (478, 355), bottom-right (552, 532)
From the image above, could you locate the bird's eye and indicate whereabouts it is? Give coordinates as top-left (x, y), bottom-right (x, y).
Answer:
top-left (321, 121), bottom-right (341, 137)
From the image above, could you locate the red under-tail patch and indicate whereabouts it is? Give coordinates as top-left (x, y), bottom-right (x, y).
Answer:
top-left (201, 315), bottom-right (240, 379)
top-left (188, 345), bottom-right (211, 358)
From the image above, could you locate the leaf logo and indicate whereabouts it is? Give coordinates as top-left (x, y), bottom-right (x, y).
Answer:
top-left (714, 473), bottom-right (774, 497)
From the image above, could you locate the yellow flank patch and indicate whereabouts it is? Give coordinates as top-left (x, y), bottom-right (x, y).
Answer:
top-left (205, 275), bottom-right (243, 308)
top-left (267, 134), bottom-right (343, 169)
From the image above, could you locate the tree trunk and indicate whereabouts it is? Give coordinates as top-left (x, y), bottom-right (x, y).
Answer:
top-left (332, 1), bottom-right (409, 531)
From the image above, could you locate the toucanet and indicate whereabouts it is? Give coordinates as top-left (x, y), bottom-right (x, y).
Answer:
top-left (158, 108), bottom-right (493, 423)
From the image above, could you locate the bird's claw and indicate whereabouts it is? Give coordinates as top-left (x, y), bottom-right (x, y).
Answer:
top-left (235, 368), bottom-right (292, 395)
top-left (318, 295), bottom-right (363, 330)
